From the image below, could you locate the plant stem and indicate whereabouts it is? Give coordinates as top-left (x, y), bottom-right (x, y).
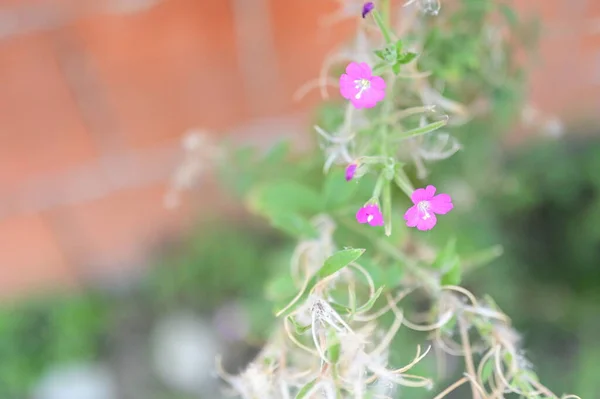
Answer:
top-left (458, 316), bottom-right (481, 399)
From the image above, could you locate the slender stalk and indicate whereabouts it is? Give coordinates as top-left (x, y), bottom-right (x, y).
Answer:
top-left (458, 316), bottom-right (481, 399)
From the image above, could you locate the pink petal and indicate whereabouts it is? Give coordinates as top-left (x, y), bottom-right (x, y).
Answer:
top-left (356, 207), bottom-right (369, 224)
top-left (425, 185), bottom-right (436, 197)
top-left (404, 205), bottom-right (420, 227)
top-left (346, 62), bottom-right (364, 78)
top-left (410, 185), bottom-right (436, 204)
top-left (339, 74), bottom-right (356, 99)
top-left (358, 62), bottom-right (373, 78)
top-left (360, 87), bottom-right (385, 108)
top-left (369, 209), bottom-right (384, 226)
top-left (350, 97), bottom-right (367, 109)
top-left (429, 194), bottom-right (453, 214)
top-left (370, 76), bottom-right (386, 90)
top-left (416, 214), bottom-right (437, 231)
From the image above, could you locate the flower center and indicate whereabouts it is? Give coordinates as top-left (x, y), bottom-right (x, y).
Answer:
top-left (354, 78), bottom-right (371, 99)
top-left (417, 201), bottom-right (431, 220)
top-left (367, 214), bottom-right (374, 223)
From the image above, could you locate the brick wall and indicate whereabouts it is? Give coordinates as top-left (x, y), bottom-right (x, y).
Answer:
top-left (0, 0), bottom-right (598, 300)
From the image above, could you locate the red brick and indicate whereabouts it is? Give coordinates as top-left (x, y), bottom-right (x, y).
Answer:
top-left (0, 34), bottom-right (98, 193)
top-left (0, 214), bottom-right (77, 300)
top-left (74, 0), bottom-right (246, 150)
top-left (59, 180), bottom-right (243, 280)
top-left (270, 0), bottom-right (354, 113)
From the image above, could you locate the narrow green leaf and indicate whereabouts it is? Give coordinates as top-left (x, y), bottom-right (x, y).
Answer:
top-left (317, 248), bottom-right (366, 279)
top-left (462, 245), bottom-right (504, 272)
top-left (356, 286), bottom-right (384, 313)
top-left (329, 302), bottom-right (352, 315)
top-left (389, 119), bottom-right (448, 141)
top-left (398, 52), bottom-right (417, 64)
top-left (480, 357), bottom-right (494, 382)
top-left (275, 275), bottom-right (318, 318)
top-left (289, 316), bottom-right (311, 334)
top-left (440, 257), bottom-right (461, 286)
top-left (374, 49), bottom-right (387, 61)
top-left (392, 62), bottom-right (401, 75)
top-left (394, 39), bottom-right (404, 55)
top-left (431, 238), bottom-right (457, 271)
top-left (328, 341), bottom-right (341, 363)
top-left (295, 379), bottom-right (318, 399)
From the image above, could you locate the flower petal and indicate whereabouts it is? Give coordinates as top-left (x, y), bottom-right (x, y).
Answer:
top-left (410, 188), bottom-right (428, 204)
top-left (360, 87), bottom-right (385, 108)
top-left (358, 62), bottom-right (373, 78)
top-left (411, 185), bottom-right (436, 204)
top-left (369, 209), bottom-right (384, 226)
top-left (425, 185), bottom-right (436, 197)
top-left (417, 214), bottom-right (437, 231)
top-left (346, 62), bottom-right (364, 78)
top-left (404, 205), bottom-right (420, 227)
top-left (345, 163), bottom-right (357, 181)
top-left (430, 194), bottom-right (453, 214)
top-left (339, 74), bottom-right (356, 99)
top-left (370, 76), bottom-right (386, 90)
top-left (356, 207), bottom-right (369, 224)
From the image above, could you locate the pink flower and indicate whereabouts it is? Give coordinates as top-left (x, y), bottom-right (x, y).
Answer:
top-left (339, 62), bottom-right (386, 109)
top-left (356, 203), bottom-right (384, 226)
top-left (345, 163), bottom-right (358, 181)
top-left (404, 185), bottom-right (453, 231)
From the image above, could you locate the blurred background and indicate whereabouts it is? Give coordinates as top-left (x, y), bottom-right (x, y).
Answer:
top-left (0, 0), bottom-right (600, 398)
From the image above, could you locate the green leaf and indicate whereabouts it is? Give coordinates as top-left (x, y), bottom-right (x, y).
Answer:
top-left (289, 316), bottom-right (311, 334)
top-left (389, 119), bottom-right (448, 141)
top-left (329, 302), bottom-right (352, 315)
top-left (374, 49), bottom-right (387, 61)
top-left (295, 379), bottom-right (318, 399)
top-left (480, 357), bottom-right (494, 382)
top-left (356, 286), bottom-right (384, 313)
top-left (276, 249), bottom-right (365, 318)
top-left (394, 39), bottom-right (404, 55)
top-left (317, 248), bottom-right (366, 279)
top-left (323, 169), bottom-right (358, 210)
top-left (441, 257), bottom-right (461, 286)
top-left (398, 52), bottom-right (418, 64)
top-left (248, 181), bottom-right (322, 216)
top-left (275, 275), bottom-right (319, 318)
top-left (392, 62), bottom-right (401, 75)
top-left (269, 212), bottom-right (319, 239)
top-left (326, 328), bottom-right (341, 363)
top-left (431, 238), bottom-right (457, 271)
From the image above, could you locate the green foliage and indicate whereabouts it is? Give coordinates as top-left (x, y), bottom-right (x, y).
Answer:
top-left (317, 248), bottom-right (365, 279)
top-left (0, 294), bottom-right (109, 398)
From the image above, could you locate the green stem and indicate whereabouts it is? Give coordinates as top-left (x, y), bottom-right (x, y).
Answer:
top-left (382, 181), bottom-right (392, 237)
top-left (372, 172), bottom-right (387, 200)
top-left (338, 217), bottom-right (440, 294)
top-left (372, 10), bottom-right (393, 45)
top-left (394, 166), bottom-right (415, 198)
top-left (379, 0), bottom-right (391, 26)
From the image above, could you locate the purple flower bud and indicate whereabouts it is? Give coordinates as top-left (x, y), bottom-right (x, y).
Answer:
top-left (345, 163), bottom-right (358, 181)
top-left (362, 2), bottom-right (374, 18)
